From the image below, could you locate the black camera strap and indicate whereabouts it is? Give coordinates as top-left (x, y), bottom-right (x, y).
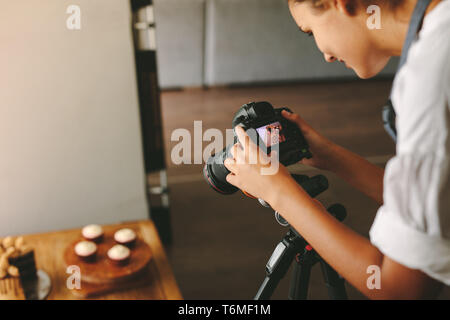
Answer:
top-left (382, 0), bottom-right (434, 143)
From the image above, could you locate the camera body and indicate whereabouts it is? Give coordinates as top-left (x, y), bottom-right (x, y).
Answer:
top-left (232, 101), bottom-right (311, 165)
top-left (203, 101), bottom-right (312, 195)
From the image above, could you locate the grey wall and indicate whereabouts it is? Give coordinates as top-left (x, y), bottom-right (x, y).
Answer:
top-left (154, 0), bottom-right (205, 88)
top-left (154, 0), bottom-right (398, 88)
top-left (0, 0), bottom-right (149, 236)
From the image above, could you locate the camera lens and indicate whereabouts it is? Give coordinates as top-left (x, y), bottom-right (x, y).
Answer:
top-left (203, 147), bottom-right (239, 195)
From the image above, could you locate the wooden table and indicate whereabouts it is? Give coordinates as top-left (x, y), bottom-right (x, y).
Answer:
top-left (22, 220), bottom-right (182, 300)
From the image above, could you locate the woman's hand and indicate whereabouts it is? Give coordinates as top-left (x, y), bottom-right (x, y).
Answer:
top-left (282, 110), bottom-right (385, 204)
top-left (281, 110), bottom-right (337, 171)
top-left (224, 126), bottom-right (294, 205)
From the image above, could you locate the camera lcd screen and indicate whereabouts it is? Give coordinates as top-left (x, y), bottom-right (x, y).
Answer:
top-left (256, 121), bottom-right (286, 147)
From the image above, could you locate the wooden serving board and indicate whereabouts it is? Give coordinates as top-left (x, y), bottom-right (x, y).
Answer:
top-left (67, 266), bottom-right (156, 298)
top-left (63, 227), bottom-right (153, 297)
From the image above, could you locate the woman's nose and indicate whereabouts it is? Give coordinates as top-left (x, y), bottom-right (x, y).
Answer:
top-left (324, 53), bottom-right (337, 63)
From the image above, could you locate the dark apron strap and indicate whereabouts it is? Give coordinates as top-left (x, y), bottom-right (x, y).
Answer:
top-left (383, 0), bottom-right (433, 143)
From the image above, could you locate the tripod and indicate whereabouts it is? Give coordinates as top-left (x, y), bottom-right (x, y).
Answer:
top-left (255, 224), bottom-right (347, 300)
top-left (254, 175), bottom-right (348, 300)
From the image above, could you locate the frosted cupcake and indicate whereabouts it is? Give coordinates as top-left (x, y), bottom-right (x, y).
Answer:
top-left (114, 228), bottom-right (137, 248)
top-left (74, 241), bottom-right (97, 262)
top-left (81, 224), bottom-right (104, 243)
top-left (107, 244), bottom-right (131, 265)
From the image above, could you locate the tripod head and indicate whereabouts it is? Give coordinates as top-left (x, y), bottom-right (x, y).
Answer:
top-left (258, 174), bottom-right (346, 227)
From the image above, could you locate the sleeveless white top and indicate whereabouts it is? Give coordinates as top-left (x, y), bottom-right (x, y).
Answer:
top-left (370, 0), bottom-right (450, 285)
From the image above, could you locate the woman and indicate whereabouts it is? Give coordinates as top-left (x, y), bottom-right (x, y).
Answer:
top-left (224, 0), bottom-right (450, 299)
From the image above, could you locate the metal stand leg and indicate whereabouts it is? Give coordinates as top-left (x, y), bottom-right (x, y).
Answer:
top-left (320, 260), bottom-right (348, 300)
top-left (255, 230), bottom-right (303, 300)
top-left (288, 250), bottom-right (316, 300)
top-left (255, 228), bottom-right (348, 300)
top-left (254, 177), bottom-right (349, 300)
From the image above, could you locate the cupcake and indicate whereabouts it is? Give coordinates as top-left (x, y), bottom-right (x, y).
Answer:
top-left (114, 228), bottom-right (137, 247)
top-left (74, 241), bottom-right (97, 262)
top-left (107, 244), bottom-right (131, 265)
top-left (81, 224), bottom-right (104, 243)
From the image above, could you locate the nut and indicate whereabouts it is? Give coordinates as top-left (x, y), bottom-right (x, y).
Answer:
top-left (2, 237), bottom-right (14, 249)
top-left (9, 249), bottom-right (20, 259)
top-left (0, 255), bottom-right (8, 270)
top-left (14, 237), bottom-right (24, 249)
top-left (20, 245), bottom-right (32, 254)
top-left (5, 247), bottom-right (15, 257)
top-left (7, 265), bottom-right (19, 277)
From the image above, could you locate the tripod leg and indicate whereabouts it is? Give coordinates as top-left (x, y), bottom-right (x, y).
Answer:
top-left (255, 277), bottom-right (278, 300)
top-left (255, 231), bottom-right (302, 300)
top-left (288, 252), bottom-right (313, 300)
top-left (319, 260), bottom-right (348, 300)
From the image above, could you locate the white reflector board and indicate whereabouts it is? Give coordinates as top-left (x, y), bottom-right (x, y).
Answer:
top-left (0, 0), bottom-right (149, 236)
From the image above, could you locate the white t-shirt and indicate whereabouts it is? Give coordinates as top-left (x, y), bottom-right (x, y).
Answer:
top-left (369, 0), bottom-right (450, 285)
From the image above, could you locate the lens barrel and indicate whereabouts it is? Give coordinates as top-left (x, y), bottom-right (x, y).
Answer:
top-left (203, 146), bottom-right (238, 195)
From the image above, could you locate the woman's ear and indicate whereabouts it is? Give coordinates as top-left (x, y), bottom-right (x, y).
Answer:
top-left (334, 0), bottom-right (357, 16)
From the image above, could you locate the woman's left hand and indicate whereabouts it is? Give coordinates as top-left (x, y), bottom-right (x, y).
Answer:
top-left (224, 126), bottom-right (294, 205)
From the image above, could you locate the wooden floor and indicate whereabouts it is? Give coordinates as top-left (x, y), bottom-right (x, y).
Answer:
top-left (153, 79), bottom-right (450, 299)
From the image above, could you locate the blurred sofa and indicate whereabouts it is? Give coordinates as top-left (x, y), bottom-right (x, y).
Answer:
top-left (154, 0), bottom-right (398, 88)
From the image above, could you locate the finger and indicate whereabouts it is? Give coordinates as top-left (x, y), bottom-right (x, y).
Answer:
top-left (224, 158), bottom-right (237, 173)
top-left (265, 127), bottom-right (272, 146)
top-left (281, 110), bottom-right (305, 125)
top-left (282, 110), bottom-right (311, 136)
top-left (258, 147), bottom-right (272, 165)
top-left (226, 173), bottom-right (239, 187)
top-left (229, 143), bottom-right (246, 165)
top-left (269, 150), bottom-right (278, 161)
top-left (260, 148), bottom-right (280, 166)
top-left (235, 125), bottom-right (257, 153)
top-left (229, 143), bottom-right (240, 159)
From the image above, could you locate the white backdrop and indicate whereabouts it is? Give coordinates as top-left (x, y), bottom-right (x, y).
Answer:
top-left (0, 0), bottom-right (149, 236)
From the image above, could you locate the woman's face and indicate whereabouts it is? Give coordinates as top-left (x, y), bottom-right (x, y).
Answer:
top-left (288, 1), bottom-right (391, 79)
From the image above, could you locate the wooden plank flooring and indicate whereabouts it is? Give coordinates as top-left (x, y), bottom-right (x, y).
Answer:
top-left (155, 80), bottom-right (450, 299)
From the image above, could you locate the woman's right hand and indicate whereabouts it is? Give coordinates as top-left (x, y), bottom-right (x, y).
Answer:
top-left (281, 110), bottom-right (337, 171)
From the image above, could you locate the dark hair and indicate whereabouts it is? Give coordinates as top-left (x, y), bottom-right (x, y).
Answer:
top-left (289, 0), bottom-right (404, 15)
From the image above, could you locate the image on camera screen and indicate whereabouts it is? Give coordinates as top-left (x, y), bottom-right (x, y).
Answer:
top-left (256, 121), bottom-right (286, 147)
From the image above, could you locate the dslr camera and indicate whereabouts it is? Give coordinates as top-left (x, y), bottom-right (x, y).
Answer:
top-left (203, 101), bottom-right (312, 194)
